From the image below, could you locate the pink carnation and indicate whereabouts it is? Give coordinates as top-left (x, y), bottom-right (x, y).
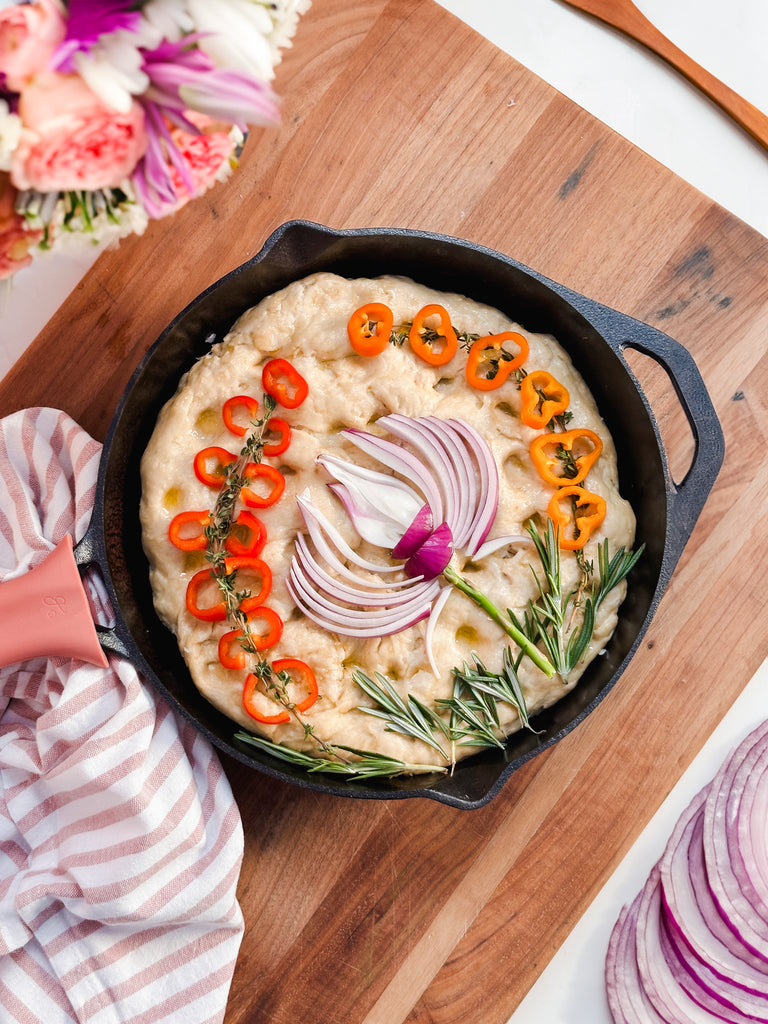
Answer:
top-left (0, 173), bottom-right (43, 280)
top-left (168, 115), bottom-right (237, 208)
top-left (0, 0), bottom-right (66, 92)
top-left (11, 73), bottom-right (148, 193)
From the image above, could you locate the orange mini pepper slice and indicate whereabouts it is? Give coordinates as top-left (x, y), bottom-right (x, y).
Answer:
top-left (408, 304), bottom-right (458, 366)
top-left (347, 302), bottom-right (394, 356)
top-left (240, 463), bottom-right (286, 509)
top-left (547, 486), bottom-right (607, 551)
top-left (529, 428), bottom-right (603, 487)
top-left (225, 510), bottom-right (267, 557)
top-left (222, 394), bottom-right (260, 437)
top-left (193, 446), bottom-right (236, 488)
top-left (272, 657), bottom-right (319, 713)
top-left (465, 332), bottom-right (529, 391)
top-left (262, 358), bottom-right (308, 409)
top-left (520, 370), bottom-right (570, 429)
top-left (243, 672), bottom-right (290, 724)
top-left (262, 418), bottom-right (292, 457)
top-left (168, 510), bottom-right (210, 551)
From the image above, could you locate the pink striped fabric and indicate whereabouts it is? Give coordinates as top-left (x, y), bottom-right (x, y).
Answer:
top-left (0, 408), bottom-right (244, 1023)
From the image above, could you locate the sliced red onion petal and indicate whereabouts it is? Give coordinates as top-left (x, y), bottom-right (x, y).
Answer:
top-left (657, 903), bottom-right (765, 1023)
top-left (739, 744), bottom-right (768, 900)
top-left (703, 722), bottom-right (768, 958)
top-left (342, 428), bottom-right (444, 526)
top-left (296, 492), bottom-right (400, 575)
top-left (424, 585), bottom-right (454, 676)
top-left (286, 586), bottom-right (432, 638)
top-left (635, 867), bottom-right (718, 1023)
top-left (293, 535), bottom-right (428, 606)
top-left (392, 503), bottom-right (433, 560)
top-left (449, 417), bottom-right (500, 555)
top-left (287, 564), bottom-right (437, 638)
top-left (472, 534), bottom-right (530, 562)
top-left (404, 522), bottom-right (454, 580)
top-left (290, 560), bottom-right (439, 621)
top-left (731, 739), bottom-right (768, 917)
top-left (319, 453), bottom-right (423, 548)
top-left (379, 413), bottom-right (452, 529)
top-left (661, 901), bottom-right (768, 1020)
top-left (413, 417), bottom-right (474, 549)
top-left (326, 481), bottom-right (409, 550)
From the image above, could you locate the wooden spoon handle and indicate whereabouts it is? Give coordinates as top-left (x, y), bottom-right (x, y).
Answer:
top-left (567, 0), bottom-right (768, 151)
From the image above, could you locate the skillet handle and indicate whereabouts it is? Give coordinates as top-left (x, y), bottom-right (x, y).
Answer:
top-left (561, 290), bottom-right (725, 567)
top-left (0, 535), bottom-right (109, 669)
top-left (71, 525), bottom-right (134, 661)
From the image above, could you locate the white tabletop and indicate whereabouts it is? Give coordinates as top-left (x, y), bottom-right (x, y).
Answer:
top-left (2, 5), bottom-right (767, 1019)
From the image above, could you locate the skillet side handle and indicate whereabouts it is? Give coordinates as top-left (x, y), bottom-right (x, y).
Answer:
top-left (575, 298), bottom-right (725, 567)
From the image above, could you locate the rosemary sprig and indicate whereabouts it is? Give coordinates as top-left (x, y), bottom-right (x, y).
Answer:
top-left (436, 648), bottom-right (539, 749)
top-left (353, 669), bottom-right (451, 759)
top-left (513, 520), bottom-right (644, 680)
top-left (454, 648), bottom-right (535, 730)
top-left (234, 733), bottom-right (447, 779)
top-left (442, 675), bottom-right (504, 749)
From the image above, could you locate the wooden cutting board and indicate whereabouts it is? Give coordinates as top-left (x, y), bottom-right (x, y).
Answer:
top-left (3, 0), bottom-right (768, 1021)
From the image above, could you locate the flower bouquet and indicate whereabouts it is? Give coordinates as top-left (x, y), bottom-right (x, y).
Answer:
top-left (0, 0), bottom-right (310, 280)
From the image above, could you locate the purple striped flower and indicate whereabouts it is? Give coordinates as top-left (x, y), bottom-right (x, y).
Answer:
top-left (52, 0), bottom-right (143, 72)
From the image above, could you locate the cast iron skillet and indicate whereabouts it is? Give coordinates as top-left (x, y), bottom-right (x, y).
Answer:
top-left (74, 220), bottom-right (724, 810)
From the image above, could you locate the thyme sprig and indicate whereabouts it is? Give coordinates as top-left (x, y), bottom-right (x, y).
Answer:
top-left (389, 321), bottom-right (480, 350)
top-left (201, 394), bottom-right (338, 742)
top-left (511, 520), bottom-right (644, 680)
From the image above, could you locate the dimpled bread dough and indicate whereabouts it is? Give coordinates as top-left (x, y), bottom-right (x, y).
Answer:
top-left (140, 273), bottom-right (636, 767)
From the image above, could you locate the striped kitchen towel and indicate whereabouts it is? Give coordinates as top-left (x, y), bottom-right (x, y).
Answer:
top-left (0, 408), bottom-right (245, 1024)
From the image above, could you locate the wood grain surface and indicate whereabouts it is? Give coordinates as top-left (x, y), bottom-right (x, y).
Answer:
top-left (3, 1), bottom-right (768, 1022)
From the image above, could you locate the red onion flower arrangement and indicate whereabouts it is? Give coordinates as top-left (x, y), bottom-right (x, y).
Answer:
top-left (0, 0), bottom-right (310, 279)
top-left (287, 413), bottom-right (556, 678)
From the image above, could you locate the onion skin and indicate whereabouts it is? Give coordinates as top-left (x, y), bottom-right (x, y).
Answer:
top-left (392, 504), bottom-right (433, 560)
top-left (404, 522), bottom-right (454, 580)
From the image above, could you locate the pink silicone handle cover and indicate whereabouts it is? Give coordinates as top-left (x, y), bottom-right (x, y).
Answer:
top-left (0, 535), bottom-right (109, 669)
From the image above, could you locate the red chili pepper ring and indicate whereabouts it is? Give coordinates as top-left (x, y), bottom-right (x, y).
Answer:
top-left (262, 358), bottom-right (309, 409)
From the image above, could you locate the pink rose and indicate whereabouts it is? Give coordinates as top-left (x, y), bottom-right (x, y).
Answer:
top-left (0, 0), bottom-right (66, 92)
top-left (0, 173), bottom-right (43, 279)
top-left (11, 72), bottom-right (148, 192)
